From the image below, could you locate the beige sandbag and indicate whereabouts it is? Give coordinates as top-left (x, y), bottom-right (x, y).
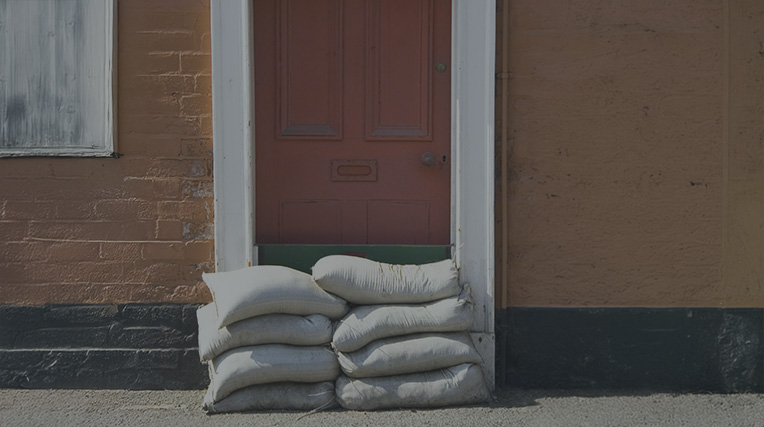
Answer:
top-left (203, 265), bottom-right (347, 328)
top-left (203, 381), bottom-right (337, 413)
top-left (332, 286), bottom-right (473, 353)
top-left (337, 332), bottom-right (482, 378)
top-left (312, 255), bottom-right (460, 305)
top-left (207, 344), bottom-right (339, 402)
top-left (197, 304), bottom-right (333, 361)
top-left (335, 363), bottom-right (490, 410)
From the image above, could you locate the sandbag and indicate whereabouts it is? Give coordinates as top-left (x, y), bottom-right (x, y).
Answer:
top-left (335, 363), bottom-right (490, 410)
top-left (207, 344), bottom-right (340, 402)
top-left (332, 286), bottom-right (473, 353)
top-left (203, 265), bottom-right (347, 328)
top-left (337, 332), bottom-right (482, 378)
top-left (197, 304), bottom-right (333, 361)
top-left (312, 255), bottom-right (460, 304)
top-left (203, 381), bottom-right (337, 413)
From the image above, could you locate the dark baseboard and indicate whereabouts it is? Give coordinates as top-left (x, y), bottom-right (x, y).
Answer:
top-left (0, 303), bottom-right (208, 389)
top-left (496, 307), bottom-right (764, 393)
top-left (5, 304), bottom-right (763, 391)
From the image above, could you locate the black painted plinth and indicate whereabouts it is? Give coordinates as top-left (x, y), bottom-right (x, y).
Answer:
top-left (497, 308), bottom-right (764, 393)
top-left (6, 304), bottom-right (764, 392)
top-left (0, 303), bottom-right (208, 389)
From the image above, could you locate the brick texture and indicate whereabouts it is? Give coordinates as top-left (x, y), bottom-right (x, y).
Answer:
top-left (0, 0), bottom-right (214, 305)
top-left (0, 303), bottom-right (208, 389)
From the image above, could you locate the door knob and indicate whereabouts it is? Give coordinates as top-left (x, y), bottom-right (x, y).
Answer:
top-left (421, 152), bottom-right (436, 167)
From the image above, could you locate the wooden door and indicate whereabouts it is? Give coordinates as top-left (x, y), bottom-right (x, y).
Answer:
top-left (254, 0), bottom-right (450, 245)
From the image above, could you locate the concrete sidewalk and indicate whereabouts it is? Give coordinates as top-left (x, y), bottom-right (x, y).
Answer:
top-left (2, 388), bottom-right (764, 427)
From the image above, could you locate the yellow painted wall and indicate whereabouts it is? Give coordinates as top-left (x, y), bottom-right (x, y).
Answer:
top-left (497, 0), bottom-right (764, 308)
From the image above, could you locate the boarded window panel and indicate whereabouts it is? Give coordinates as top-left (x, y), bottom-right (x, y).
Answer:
top-left (0, 0), bottom-right (115, 157)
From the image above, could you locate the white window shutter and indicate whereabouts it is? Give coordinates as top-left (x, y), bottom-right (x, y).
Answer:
top-left (0, 0), bottom-right (116, 157)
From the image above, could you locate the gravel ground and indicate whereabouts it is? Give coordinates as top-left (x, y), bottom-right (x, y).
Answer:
top-left (2, 388), bottom-right (764, 427)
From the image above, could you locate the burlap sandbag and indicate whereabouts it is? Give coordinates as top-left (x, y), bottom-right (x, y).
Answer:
top-left (203, 381), bottom-right (337, 413)
top-left (197, 304), bottom-right (333, 361)
top-left (312, 255), bottom-right (460, 304)
top-left (207, 344), bottom-right (339, 402)
top-left (332, 286), bottom-right (473, 353)
top-left (335, 363), bottom-right (490, 410)
top-left (203, 265), bottom-right (347, 328)
top-left (337, 332), bottom-right (482, 378)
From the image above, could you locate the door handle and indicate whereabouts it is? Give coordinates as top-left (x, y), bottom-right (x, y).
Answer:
top-left (421, 152), bottom-right (437, 167)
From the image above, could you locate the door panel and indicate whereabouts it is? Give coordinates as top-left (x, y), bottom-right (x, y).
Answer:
top-left (367, 200), bottom-right (430, 244)
top-left (280, 200), bottom-right (342, 243)
top-left (255, 0), bottom-right (451, 245)
top-left (277, 0), bottom-right (342, 138)
top-left (366, 0), bottom-right (432, 140)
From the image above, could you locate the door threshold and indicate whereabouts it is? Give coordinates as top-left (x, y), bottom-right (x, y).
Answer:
top-left (257, 244), bottom-right (451, 273)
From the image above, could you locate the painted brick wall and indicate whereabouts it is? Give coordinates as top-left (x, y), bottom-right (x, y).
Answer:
top-left (0, 0), bottom-right (213, 305)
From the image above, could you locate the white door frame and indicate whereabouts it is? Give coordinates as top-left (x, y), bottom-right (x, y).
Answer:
top-left (211, 0), bottom-right (495, 386)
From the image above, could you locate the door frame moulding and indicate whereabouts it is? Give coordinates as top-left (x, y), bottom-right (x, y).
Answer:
top-left (210, 0), bottom-right (495, 387)
top-left (211, 0), bottom-right (255, 271)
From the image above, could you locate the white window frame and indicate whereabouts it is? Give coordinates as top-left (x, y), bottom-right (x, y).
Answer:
top-left (0, 0), bottom-right (117, 158)
top-left (211, 0), bottom-right (495, 387)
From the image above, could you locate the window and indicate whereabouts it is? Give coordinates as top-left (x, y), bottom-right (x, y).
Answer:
top-left (0, 0), bottom-right (116, 157)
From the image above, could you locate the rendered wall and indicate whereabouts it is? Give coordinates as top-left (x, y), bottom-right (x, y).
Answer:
top-left (497, 0), bottom-right (764, 308)
top-left (0, 0), bottom-right (214, 305)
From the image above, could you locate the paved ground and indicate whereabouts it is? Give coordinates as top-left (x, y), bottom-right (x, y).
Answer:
top-left (2, 388), bottom-right (764, 427)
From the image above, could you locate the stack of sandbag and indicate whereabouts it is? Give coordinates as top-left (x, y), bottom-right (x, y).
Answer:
top-left (312, 255), bottom-right (491, 410)
top-left (198, 265), bottom-right (347, 413)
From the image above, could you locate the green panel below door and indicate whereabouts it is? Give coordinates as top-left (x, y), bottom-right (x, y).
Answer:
top-left (258, 245), bottom-right (451, 274)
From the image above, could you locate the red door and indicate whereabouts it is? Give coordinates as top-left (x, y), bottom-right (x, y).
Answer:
top-left (254, 0), bottom-right (450, 245)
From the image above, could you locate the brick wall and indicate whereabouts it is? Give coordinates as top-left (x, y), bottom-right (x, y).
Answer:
top-left (0, 303), bottom-right (208, 389)
top-left (0, 0), bottom-right (214, 305)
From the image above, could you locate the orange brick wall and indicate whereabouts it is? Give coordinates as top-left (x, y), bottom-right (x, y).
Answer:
top-left (0, 1), bottom-right (213, 305)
